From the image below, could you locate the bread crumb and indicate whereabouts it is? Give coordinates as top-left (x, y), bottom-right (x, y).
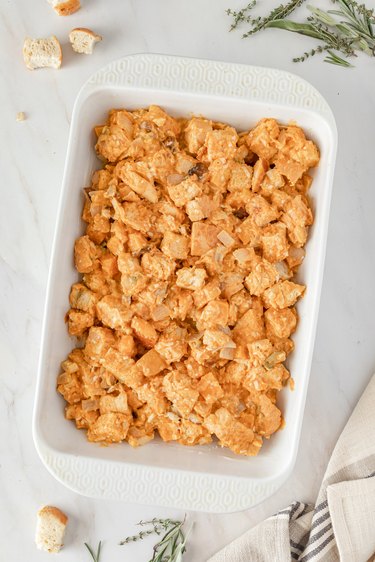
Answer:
top-left (35, 505), bottom-right (68, 553)
top-left (23, 36), bottom-right (62, 70)
top-left (47, 0), bottom-right (80, 16)
top-left (16, 112), bottom-right (26, 122)
top-left (69, 28), bottom-right (102, 54)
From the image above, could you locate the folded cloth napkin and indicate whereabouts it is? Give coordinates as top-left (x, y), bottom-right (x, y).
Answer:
top-left (208, 374), bottom-right (375, 562)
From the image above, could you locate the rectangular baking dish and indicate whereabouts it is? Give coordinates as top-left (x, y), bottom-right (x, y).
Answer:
top-left (33, 53), bottom-right (337, 513)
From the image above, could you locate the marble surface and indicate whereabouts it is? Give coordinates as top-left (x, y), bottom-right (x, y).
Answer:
top-left (1, 0), bottom-right (375, 560)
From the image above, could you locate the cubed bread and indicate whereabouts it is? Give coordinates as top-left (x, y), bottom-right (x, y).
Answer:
top-left (69, 28), bottom-right (102, 54)
top-left (23, 36), bottom-right (62, 70)
top-left (35, 505), bottom-right (68, 553)
top-left (47, 0), bottom-right (80, 16)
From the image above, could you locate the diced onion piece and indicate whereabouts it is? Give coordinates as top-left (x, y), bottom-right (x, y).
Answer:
top-left (274, 261), bottom-right (290, 279)
top-left (140, 121), bottom-right (152, 130)
top-left (57, 373), bottom-right (70, 385)
top-left (155, 286), bottom-right (168, 299)
top-left (233, 358), bottom-right (249, 365)
top-left (214, 245), bottom-right (228, 263)
top-left (102, 208), bottom-right (111, 218)
top-left (219, 347), bottom-right (235, 360)
top-left (219, 326), bottom-right (232, 335)
top-left (90, 204), bottom-right (102, 217)
top-left (233, 248), bottom-right (252, 263)
top-left (222, 338), bottom-right (236, 348)
top-left (167, 173), bottom-right (184, 185)
top-left (188, 332), bottom-right (204, 342)
top-left (82, 399), bottom-right (100, 411)
top-left (116, 113), bottom-right (133, 136)
top-left (213, 210), bottom-right (228, 221)
top-left (178, 157), bottom-right (195, 174)
top-left (264, 351), bottom-right (286, 369)
top-left (105, 184), bottom-right (117, 198)
top-left (213, 336), bottom-right (236, 352)
top-left (237, 401), bottom-right (246, 414)
top-left (217, 230), bottom-right (235, 247)
top-left (151, 304), bottom-right (170, 321)
top-left (289, 246), bottom-right (305, 262)
top-left (174, 326), bottom-right (187, 339)
top-left (60, 360), bottom-right (78, 373)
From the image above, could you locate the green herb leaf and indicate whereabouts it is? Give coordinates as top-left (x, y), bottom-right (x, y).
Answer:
top-left (307, 5), bottom-right (338, 26)
top-left (324, 48), bottom-right (355, 64)
top-left (266, 19), bottom-right (324, 38)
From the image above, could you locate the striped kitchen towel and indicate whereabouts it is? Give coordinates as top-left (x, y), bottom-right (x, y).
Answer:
top-left (208, 374), bottom-right (375, 562)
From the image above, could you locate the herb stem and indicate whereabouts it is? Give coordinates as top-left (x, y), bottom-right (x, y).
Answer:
top-left (84, 541), bottom-right (102, 562)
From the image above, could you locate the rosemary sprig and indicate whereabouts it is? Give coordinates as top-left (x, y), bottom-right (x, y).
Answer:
top-left (328, 0), bottom-right (375, 50)
top-left (120, 517), bottom-right (191, 562)
top-left (84, 541), bottom-right (102, 562)
top-left (149, 520), bottom-right (192, 562)
top-left (325, 48), bottom-right (355, 65)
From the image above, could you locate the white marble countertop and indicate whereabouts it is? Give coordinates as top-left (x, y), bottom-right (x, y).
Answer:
top-left (1, 0), bottom-right (375, 560)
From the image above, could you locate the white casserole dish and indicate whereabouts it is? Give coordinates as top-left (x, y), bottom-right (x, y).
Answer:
top-left (33, 53), bottom-right (337, 513)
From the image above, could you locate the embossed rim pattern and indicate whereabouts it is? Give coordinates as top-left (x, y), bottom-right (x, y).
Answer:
top-left (34, 54), bottom-right (337, 513)
top-left (86, 54), bottom-right (334, 121)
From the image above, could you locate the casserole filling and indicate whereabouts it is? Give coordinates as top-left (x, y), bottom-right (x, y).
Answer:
top-left (57, 106), bottom-right (319, 456)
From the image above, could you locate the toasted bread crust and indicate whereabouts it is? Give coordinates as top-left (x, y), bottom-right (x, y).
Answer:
top-left (53, 0), bottom-right (80, 16)
top-left (53, 35), bottom-right (63, 67)
top-left (71, 27), bottom-right (102, 40)
top-left (38, 505), bottom-right (68, 526)
top-left (69, 28), bottom-right (102, 54)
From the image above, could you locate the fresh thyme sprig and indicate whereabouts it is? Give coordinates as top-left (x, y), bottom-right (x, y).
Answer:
top-left (84, 541), bottom-right (102, 562)
top-left (119, 518), bottom-right (182, 545)
top-left (120, 517), bottom-right (191, 562)
top-left (227, 0), bottom-right (307, 36)
top-left (119, 528), bottom-right (161, 544)
top-left (226, 0), bottom-right (257, 30)
top-left (227, 0), bottom-right (375, 66)
top-left (139, 518), bottom-right (182, 529)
